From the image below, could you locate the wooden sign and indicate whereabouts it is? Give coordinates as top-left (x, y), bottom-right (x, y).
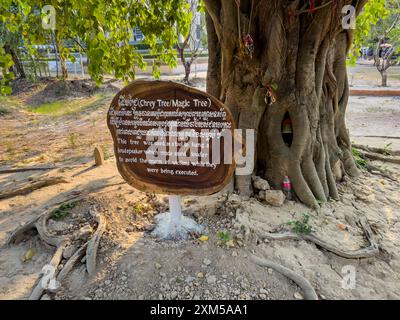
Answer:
top-left (107, 80), bottom-right (236, 196)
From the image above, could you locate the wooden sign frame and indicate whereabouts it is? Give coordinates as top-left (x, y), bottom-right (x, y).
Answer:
top-left (107, 80), bottom-right (236, 196)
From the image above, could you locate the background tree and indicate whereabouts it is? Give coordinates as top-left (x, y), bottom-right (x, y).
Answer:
top-left (0, 0), bottom-right (191, 85)
top-left (367, 1), bottom-right (400, 86)
top-left (177, 0), bottom-right (207, 83)
top-left (0, 23), bottom-right (26, 79)
top-left (204, 0), bottom-right (387, 207)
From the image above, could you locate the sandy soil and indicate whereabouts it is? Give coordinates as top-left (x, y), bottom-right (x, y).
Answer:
top-left (0, 77), bottom-right (399, 300)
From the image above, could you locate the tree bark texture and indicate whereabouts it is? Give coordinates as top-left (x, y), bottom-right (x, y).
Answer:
top-left (204, 0), bottom-right (367, 207)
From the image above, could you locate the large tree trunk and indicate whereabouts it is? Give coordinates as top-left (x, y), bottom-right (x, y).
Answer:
top-left (204, 0), bottom-right (365, 207)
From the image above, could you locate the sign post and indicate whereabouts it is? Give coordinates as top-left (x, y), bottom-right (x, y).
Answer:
top-left (107, 80), bottom-right (236, 240)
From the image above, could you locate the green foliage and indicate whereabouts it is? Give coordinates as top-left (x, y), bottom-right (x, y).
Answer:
top-left (51, 201), bottom-right (77, 220)
top-left (68, 132), bottom-right (79, 149)
top-left (0, 49), bottom-right (14, 95)
top-left (350, 0), bottom-right (398, 64)
top-left (217, 231), bottom-right (230, 244)
top-left (383, 143), bottom-right (393, 153)
top-left (27, 93), bottom-right (110, 116)
top-left (0, 105), bottom-right (9, 115)
top-left (352, 148), bottom-right (367, 169)
top-left (101, 144), bottom-right (110, 160)
top-left (133, 202), bottom-right (144, 214)
top-left (287, 213), bottom-right (312, 235)
top-left (1, 0), bottom-right (192, 91)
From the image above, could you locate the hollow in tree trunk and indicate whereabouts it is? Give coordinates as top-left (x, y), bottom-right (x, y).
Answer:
top-left (204, 0), bottom-right (366, 208)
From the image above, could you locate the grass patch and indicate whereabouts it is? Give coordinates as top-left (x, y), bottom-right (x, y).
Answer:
top-left (51, 201), bottom-right (77, 220)
top-left (217, 231), bottom-right (230, 244)
top-left (68, 132), bottom-right (79, 149)
top-left (101, 144), bottom-right (111, 160)
top-left (0, 95), bottom-right (22, 115)
top-left (133, 202), bottom-right (144, 214)
top-left (27, 93), bottom-right (111, 116)
top-left (287, 213), bottom-right (312, 235)
top-left (0, 105), bottom-right (10, 116)
top-left (352, 148), bottom-right (367, 169)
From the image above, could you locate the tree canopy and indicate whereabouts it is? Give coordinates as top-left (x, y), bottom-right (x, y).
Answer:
top-left (0, 0), bottom-right (192, 92)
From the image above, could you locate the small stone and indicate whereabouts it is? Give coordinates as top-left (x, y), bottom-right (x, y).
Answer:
top-left (259, 288), bottom-right (268, 294)
top-left (240, 281), bottom-right (248, 289)
top-left (144, 224), bottom-right (155, 231)
top-left (354, 186), bottom-right (375, 203)
top-left (203, 258), bottom-right (211, 266)
top-left (94, 146), bottom-right (104, 166)
top-left (232, 251), bottom-right (238, 257)
top-left (259, 293), bottom-right (267, 299)
top-left (40, 294), bottom-right (51, 300)
top-left (267, 268), bottom-right (273, 274)
top-left (74, 225), bottom-right (93, 241)
top-left (105, 280), bottom-right (111, 286)
top-left (197, 272), bottom-right (204, 278)
top-left (155, 262), bottom-right (162, 269)
top-left (206, 275), bottom-right (217, 284)
top-left (294, 292), bottom-right (304, 300)
top-left (63, 244), bottom-right (78, 259)
top-left (263, 190), bottom-right (286, 207)
top-left (252, 176), bottom-right (270, 190)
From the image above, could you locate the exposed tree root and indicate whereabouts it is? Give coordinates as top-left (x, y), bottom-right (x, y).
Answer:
top-left (365, 163), bottom-right (397, 181)
top-left (0, 176), bottom-right (69, 200)
top-left (36, 210), bottom-right (69, 247)
top-left (0, 166), bottom-right (57, 174)
top-left (86, 207), bottom-right (106, 276)
top-left (353, 144), bottom-right (400, 156)
top-left (358, 151), bottom-right (400, 165)
top-left (261, 217), bottom-right (379, 259)
top-left (29, 241), bottom-right (68, 300)
top-left (7, 216), bottom-right (41, 245)
top-left (58, 242), bottom-right (88, 282)
top-left (251, 255), bottom-right (318, 300)
top-left (7, 203), bottom-right (106, 299)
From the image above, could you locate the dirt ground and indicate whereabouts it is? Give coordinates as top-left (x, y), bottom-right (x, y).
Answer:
top-left (0, 72), bottom-right (399, 300)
